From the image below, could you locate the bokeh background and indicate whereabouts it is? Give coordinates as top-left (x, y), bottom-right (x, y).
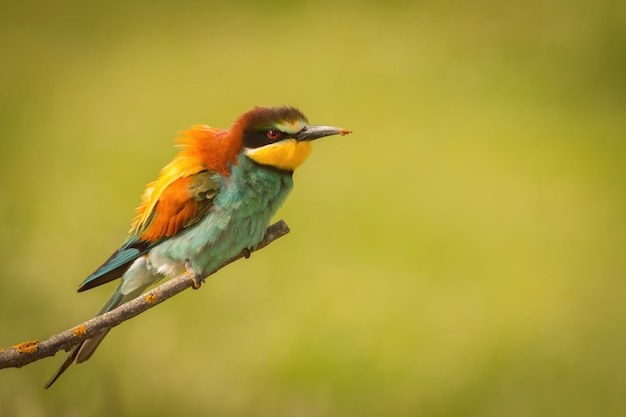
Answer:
top-left (1, 0), bottom-right (625, 415)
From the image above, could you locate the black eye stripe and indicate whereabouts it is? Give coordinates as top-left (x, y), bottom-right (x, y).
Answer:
top-left (243, 129), bottom-right (289, 149)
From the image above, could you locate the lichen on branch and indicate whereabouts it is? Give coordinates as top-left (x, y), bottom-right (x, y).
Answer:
top-left (0, 220), bottom-right (290, 370)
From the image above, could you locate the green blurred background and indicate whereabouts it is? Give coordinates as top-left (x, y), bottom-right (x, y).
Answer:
top-left (1, 0), bottom-right (625, 415)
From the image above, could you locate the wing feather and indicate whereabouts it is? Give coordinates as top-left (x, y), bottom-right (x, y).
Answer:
top-left (77, 126), bottom-right (227, 292)
top-left (78, 171), bottom-right (219, 291)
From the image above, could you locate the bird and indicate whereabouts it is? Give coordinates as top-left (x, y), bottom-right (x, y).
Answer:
top-left (44, 106), bottom-right (351, 388)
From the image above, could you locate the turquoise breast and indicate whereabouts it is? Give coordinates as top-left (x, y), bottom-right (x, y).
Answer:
top-left (148, 154), bottom-right (294, 277)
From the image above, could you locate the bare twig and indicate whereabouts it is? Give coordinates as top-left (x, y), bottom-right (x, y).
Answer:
top-left (0, 220), bottom-right (290, 369)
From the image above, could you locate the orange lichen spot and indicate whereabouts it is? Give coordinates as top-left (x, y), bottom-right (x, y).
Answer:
top-left (145, 293), bottom-right (158, 304)
top-left (339, 128), bottom-right (352, 136)
top-left (14, 340), bottom-right (39, 354)
top-left (73, 325), bottom-right (87, 337)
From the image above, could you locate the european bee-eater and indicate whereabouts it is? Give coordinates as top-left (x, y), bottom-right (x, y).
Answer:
top-left (45, 106), bottom-right (351, 388)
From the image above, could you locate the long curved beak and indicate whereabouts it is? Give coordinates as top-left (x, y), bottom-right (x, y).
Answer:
top-left (295, 125), bottom-right (352, 141)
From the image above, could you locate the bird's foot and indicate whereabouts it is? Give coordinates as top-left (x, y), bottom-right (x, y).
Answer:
top-left (185, 259), bottom-right (205, 290)
top-left (243, 247), bottom-right (251, 259)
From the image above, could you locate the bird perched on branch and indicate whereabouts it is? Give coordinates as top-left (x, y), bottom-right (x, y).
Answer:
top-left (45, 106), bottom-right (351, 388)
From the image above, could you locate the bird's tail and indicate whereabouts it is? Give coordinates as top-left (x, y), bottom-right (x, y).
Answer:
top-left (43, 330), bottom-right (112, 389)
top-left (44, 283), bottom-right (143, 389)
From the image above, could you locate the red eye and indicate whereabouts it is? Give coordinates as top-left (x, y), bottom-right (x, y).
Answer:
top-left (267, 130), bottom-right (280, 139)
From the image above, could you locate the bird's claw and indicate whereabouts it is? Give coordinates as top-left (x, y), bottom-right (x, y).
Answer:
top-left (243, 247), bottom-right (251, 259)
top-left (185, 259), bottom-right (204, 290)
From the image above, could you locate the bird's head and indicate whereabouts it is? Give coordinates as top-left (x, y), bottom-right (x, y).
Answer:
top-left (236, 106), bottom-right (351, 172)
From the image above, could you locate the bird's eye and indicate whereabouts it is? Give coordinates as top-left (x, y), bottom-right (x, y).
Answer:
top-left (267, 130), bottom-right (280, 139)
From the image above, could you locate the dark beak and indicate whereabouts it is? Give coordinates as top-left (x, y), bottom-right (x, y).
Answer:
top-left (295, 125), bottom-right (352, 141)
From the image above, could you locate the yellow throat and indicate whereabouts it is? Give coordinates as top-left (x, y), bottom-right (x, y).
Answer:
top-left (245, 139), bottom-right (313, 171)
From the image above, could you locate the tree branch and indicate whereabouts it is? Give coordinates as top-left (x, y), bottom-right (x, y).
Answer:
top-left (0, 220), bottom-right (290, 369)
